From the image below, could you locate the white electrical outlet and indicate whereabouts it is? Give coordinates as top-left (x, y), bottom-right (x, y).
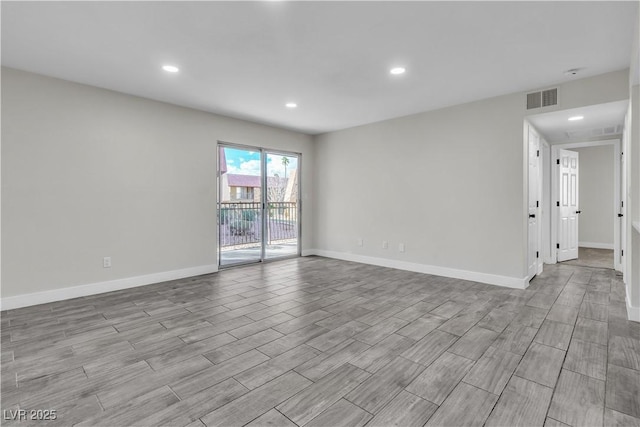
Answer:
top-left (382, 241), bottom-right (388, 249)
top-left (399, 243), bottom-right (405, 252)
top-left (103, 257), bottom-right (112, 268)
top-left (357, 238), bottom-right (363, 247)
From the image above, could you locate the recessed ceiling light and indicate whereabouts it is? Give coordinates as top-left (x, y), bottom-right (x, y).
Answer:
top-left (285, 102), bottom-right (297, 108)
top-left (568, 116), bottom-right (584, 121)
top-left (390, 67), bottom-right (406, 75)
top-left (162, 65), bottom-right (179, 73)
top-left (564, 68), bottom-right (581, 76)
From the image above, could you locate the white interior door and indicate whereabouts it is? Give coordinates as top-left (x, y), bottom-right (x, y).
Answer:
top-left (528, 128), bottom-right (540, 279)
top-left (557, 149), bottom-right (579, 262)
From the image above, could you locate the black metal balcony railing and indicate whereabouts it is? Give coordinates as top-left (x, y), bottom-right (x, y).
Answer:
top-left (219, 202), bottom-right (298, 249)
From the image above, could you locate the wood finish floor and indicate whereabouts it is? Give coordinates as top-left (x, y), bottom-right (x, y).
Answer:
top-left (1, 257), bottom-right (639, 427)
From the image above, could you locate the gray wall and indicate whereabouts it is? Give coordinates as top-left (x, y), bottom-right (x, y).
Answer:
top-left (571, 145), bottom-right (615, 247)
top-left (1, 67), bottom-right (313, 298)
top-left (1, 67), bottom-right (632, 302)
top-left (313, 70), bottom-right (629, 283)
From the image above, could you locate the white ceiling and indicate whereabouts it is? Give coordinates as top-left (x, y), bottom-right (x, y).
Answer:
top-left (528, 100), bottom-right (628, 144)
top-left (1, 1), bottom-right (637, 135)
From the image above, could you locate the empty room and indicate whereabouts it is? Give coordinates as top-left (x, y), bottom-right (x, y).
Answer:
top-left (2, 2), bottom-right (640, 427)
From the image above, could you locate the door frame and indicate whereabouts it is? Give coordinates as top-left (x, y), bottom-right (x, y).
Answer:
top-left (550, 139), bottom-right (621, 271)
top-left (526, 124), bottom-right (542, 281)
top-left (217, 141), bottom-right (302, 268)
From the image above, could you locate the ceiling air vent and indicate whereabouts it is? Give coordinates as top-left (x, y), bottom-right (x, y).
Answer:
top-left (527, 92), bottom-right (542, 109)
top-left (541, 88), bottom-right (558, 107)
top-left (616, 124), bottom-right (624, 133)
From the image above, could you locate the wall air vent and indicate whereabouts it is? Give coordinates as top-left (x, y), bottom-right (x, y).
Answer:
top-left (527, 92), bottom-right (542, 109)
top-left (526, 88), bottom-right (558, 110)
top-left (541, 88), bottom-right (558, 107)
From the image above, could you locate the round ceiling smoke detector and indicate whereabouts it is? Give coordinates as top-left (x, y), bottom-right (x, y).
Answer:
top-left (564, 68), bottom-right (581, 76)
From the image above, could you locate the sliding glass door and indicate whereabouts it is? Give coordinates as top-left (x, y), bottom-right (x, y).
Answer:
top-left (265, 152), bottom-right (299, 259)
top-left (217, 143), bottom-right (300, 267)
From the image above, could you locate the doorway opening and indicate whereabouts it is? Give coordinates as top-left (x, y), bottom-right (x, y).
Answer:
top-left (526, 100), bottom-right (627, 279)
top-left (217, 142), bottom-right (301, 267)
top-left (551, 140), bottom-right (621, 271)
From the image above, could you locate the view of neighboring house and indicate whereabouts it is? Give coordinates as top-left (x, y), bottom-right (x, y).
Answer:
top-left (219, 150), bottom-right (298, 203)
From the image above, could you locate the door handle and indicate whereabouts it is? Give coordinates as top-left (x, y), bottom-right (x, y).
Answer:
top-left (618, 213), bottom-right (624, 217)
top-left (529, 214), bottom-right (536, 218)
top-left (575, 210), bottom-right (581, 214)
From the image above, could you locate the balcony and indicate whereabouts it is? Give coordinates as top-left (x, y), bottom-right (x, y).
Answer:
top-left (219, 201), bottom-right (298, 251)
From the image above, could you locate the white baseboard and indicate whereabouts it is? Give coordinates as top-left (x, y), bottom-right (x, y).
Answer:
top-left (302, 249), bottom-right (528, 289)
top-left (627, 296), bottom-right (640, 323)
top-left (0, 264), bottom-right (218, 311)
top-left (579, 242), bottom-right (614, 250)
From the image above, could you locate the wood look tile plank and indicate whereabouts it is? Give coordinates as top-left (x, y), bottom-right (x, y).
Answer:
top-left (367, 390), bottom-right (437, 427)
top-left (485, 375), bottom-right (553, 427)
top-left (345, 356), bottom-right (425, 414)
top-left (97, 356), bottom-right (212, 409)
top-left (178, 316), bottom-right (253, 344)
top-left (227, 312), bottom-right (294, 340)
top-left (353, 316), bottom-right (408, 345)
top-left (171, 349), bottom-right (270, 399)
top-left (137, 378), bottom-right (249, 427)
top-left (406, 351), bottom-right (475, 405)
top-left (430, 301), bottom-right (467, 318)
top-left (306, 320), bottom-right (369, 352)
top-left (477, 308), bottom-right (518, 333)
top-left (350, 333), bottom-right (416, 373)
top-left (534, 320), bottom-right (573, 351)
top-left (394, 302), bottom-right (439, 322)
top-left (245, 409), bottom-right (297, 427)
top-left (277, 363), bottom-right (370, 426)
top-left (511, 306), bottom-right (548, 329)
top-left (146, 332), bottom-right (236, 370)
top-left (604, 408), bottom-right (640, 427)
top-left (546, 304), bottom-right (579, 325)
top-left (201, 371), bottom-right (312, 427)
top-left (425, 382), bottom-right (498, 427)
top-left (548, 369), bottom-right (605, 427)
top-left (573, 317), bottom-right (608, 346)
top-left (463, 346), bottom-right (521, 395)
top-left (493, 326), bottom-right (538, 355)
top-left (203, 329), bottom-right (283, 364)
top-left (437, 309), bottom-right (489, 336)
top-left (579, 301), bottom-right (609, 322)
top-left (608, 335), bottom-right (640, 371)
top-left (448, 326), bottom-right (499, 360)
top-left (564, 338), bottom-right (607, 380)
top-left (257, 324), bottom-right (329, 358)
top-left (544, 417), bottom-right (571, 427)
top-left (77, 385), bottom-right (180, 426)
top-left (396, 314), bottom-right (446, 341)
top-left (514, 342), bottom-right (565, 388)
top-left (305, 399), bottom-right (373, 427)
top-left (271, 310), bottom-right (332, 335)
top-left (33, 396), bottom-right (103, 427)
top-left (606, 364), bottom-right (640, 419)
top-left (401, 330), bottom-right (459, 366)
top-left (234, 345), bottom-right (319, 390)
top-left (294, 339), bottom-right (370, 381)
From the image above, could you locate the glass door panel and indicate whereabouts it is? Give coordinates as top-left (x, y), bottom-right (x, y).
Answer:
top-left (265, 152), bottom-right (299, 259)
top-left (218, 145), bottom-right (263, 266)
